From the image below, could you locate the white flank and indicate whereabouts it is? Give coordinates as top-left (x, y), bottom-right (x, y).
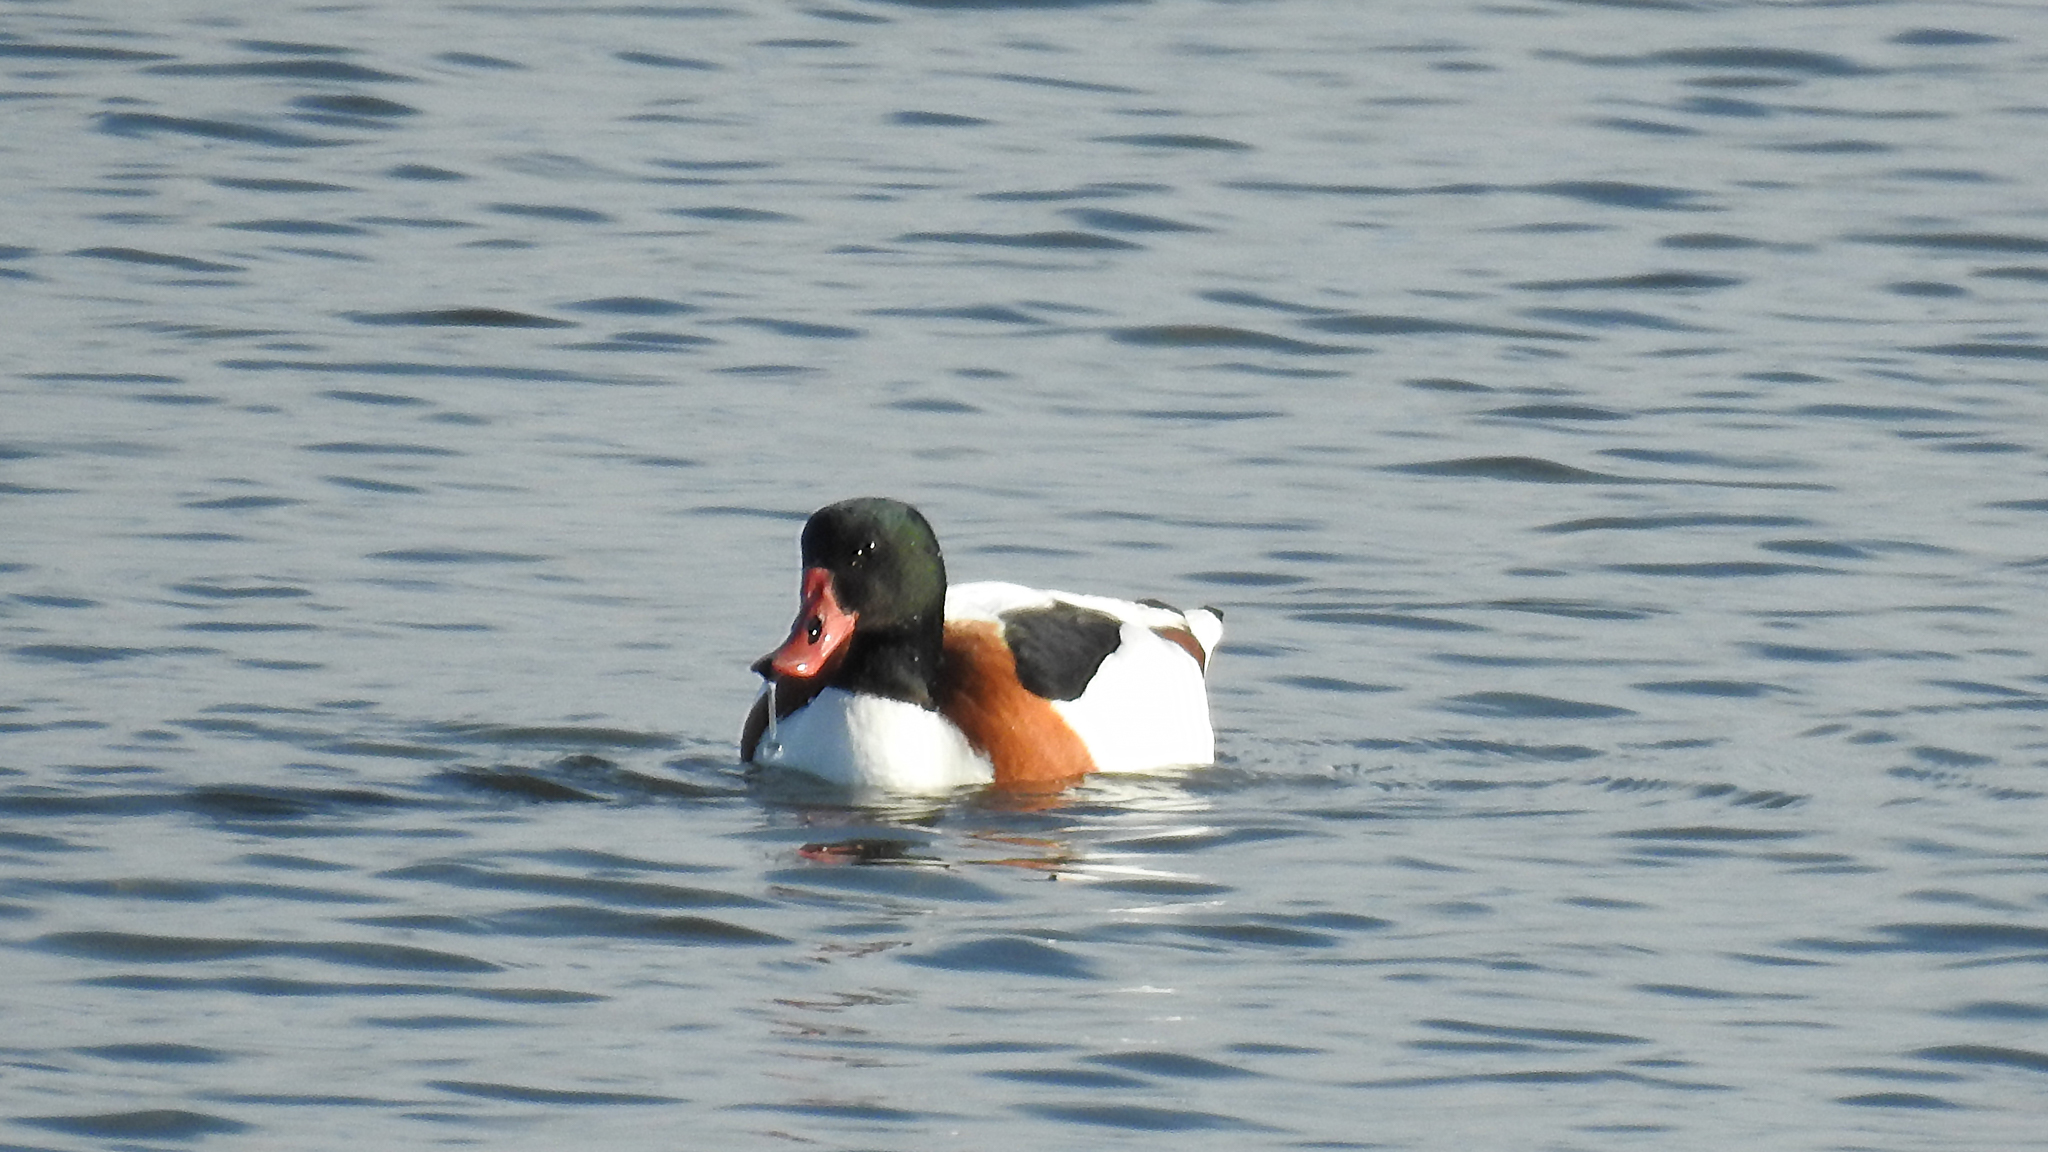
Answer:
top-left (1052, 619), bottom-right (1216, 773)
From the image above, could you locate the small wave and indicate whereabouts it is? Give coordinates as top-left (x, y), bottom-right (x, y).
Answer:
top-left (1303, 314), bottom-right (1588, 341)
top-left (1838, 923), bottom-right (2048, 954)
top-left (0, 41), bottom-right (173, 62)
top-left (1484, 402), bottom-right (1631, 420)
top-left (293, 94), bottom-right (417, 124)
top-left (13, 643), bottom-right (150, 663)
top-left (901, 229), bottom-right (1143, 251)
top-left (889, 110), bottom-right (989, 127)
top-left (1108, 325), bottom-right (1351, 355)
top-left (346, 307), bottom-right (574, 328)
top-left (303, 440), bottom-right (459, 456)
top-left (18, 1110), bottom-right (251, 1139)
top-left (1853, 231), bottom-right (2048, 254)
top-left (1910, 342), bottom-right (2048, 361)
top-left (1292, 609), bottom-right (1484, 632)
top-left (1063, 207), bottom-right (1207, 233)
top-left (1443, 692), bottom-right (1635, 720)
top-left (37, 930), bottom-right (500, 972)
top-left (616, 50), bottom-right (720, 70)
top-left (1836, 1092), bottom-right (1961, 1110)
top-left (1607, 561), bottom-right (1837, 577)
top-left (564, 295), bottom-right (697, 315)
top-left (475, 905), bottom-right (787, 946)
top-left (70, 246), bottom-right (243, 273)
top-left (367, 548), bottom-right (546, 564)
top-left (75, 1042), bottom-right (230, 1064)
top-left (1386, 455), bottom-right (1636, 483)
top-left (221, 359), bottom-right (622, 383)
top-left (899, 936), bottom-right (1098, 979)
top-left (1634, 679), bottom-right (1785, 698)
top-left (430, 1079), bottom-right (679, 1105)
top-left (731, 316), bottom-right (865, 339)
top-left (96, 111), bottom-right (342, 148)
top-left (1017, 1102), bottom-right (1277, 1132)
top-left (668, 205), bottom-right (796, 222)
top-left (1539, 512), bottom-right (1809, 532)
top-left (1527, 180), bottom-right (1712, 210)
top-left (870, 303), bottom-right (1043, 324)
top-left (1094, 132), bottom-right (1253, 151)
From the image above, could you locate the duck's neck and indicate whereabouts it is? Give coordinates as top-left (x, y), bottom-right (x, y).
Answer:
top-left (833, 611), bottom-right (945, 709)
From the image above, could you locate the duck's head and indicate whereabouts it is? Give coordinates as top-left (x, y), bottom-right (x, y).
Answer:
top-left (759, 497), bottom-right (948, 686)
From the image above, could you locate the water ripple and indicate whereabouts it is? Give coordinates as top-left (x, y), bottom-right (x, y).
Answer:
top-left (19, 1110), bottom-right (252, 1140)
top-left (900, 229), bottom-right (1143, 251)
top-left (431, 1079), bottom-right (680, 1104)
top-left (346, 307), bottom-right (575, 328)
top-left (96, 111), bottom-right (344, 148)
top-left (1017, 1102), bottom-right (1277, 1132)
top-left (898, 936), bottom-right (1098, 979)
top-left (37, 930), bottom-right (502, 972)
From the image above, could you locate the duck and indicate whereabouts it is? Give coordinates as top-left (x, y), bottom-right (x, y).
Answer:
top-left (741, 497), bottom-right (1222, 793)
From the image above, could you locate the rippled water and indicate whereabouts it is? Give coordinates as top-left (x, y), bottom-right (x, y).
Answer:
top-left (5, 1), bottom-right (2047, 1147)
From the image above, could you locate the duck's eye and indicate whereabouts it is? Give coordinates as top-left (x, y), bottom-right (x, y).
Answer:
top-left (806, 616), bottom-right (823, 643)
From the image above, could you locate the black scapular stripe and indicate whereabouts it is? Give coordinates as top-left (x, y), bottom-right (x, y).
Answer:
top-left (1002, 602), bottom-right (1124, 701)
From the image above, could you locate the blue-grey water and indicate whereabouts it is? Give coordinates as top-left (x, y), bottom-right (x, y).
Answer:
top-left (5, 1), bottom-right (2047, 1147)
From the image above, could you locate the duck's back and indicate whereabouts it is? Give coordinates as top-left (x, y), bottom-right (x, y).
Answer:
top-left (943, 582), bottom-right (1220, 779)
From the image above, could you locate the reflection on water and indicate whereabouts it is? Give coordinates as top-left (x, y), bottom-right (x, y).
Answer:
top-left (4, 0), bottom-right (2047, 1147)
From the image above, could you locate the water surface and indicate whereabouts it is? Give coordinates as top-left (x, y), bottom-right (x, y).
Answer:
top-left (4, 1), bottom-right (2047, 1148)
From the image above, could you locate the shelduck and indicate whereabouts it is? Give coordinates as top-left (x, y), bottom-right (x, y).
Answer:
top-left (741, 498), bottom-right (1222, 793)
